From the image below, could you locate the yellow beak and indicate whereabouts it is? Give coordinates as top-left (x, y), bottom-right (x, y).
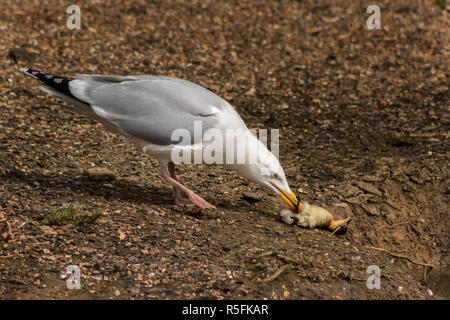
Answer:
top-left (271, 183), bottom-right (302, 213)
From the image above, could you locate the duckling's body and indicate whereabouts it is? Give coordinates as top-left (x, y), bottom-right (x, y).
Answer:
top-left (279, 202), bottom-right (351, 232)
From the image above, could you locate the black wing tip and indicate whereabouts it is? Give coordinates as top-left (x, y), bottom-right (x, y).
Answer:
top-left (20, 67), bottom-right (71, 94)
top-left (20, 67), bottom-right (70, 82)
top-left (19, 67), bottom-right (88, 105)
top-left (20, 67), bottom-right (37, 78)
top-left (20, 67), bottom-right (48, 76)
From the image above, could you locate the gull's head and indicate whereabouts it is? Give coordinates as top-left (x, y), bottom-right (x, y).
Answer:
top-left (257, 155), bottom-right (302, 213)
top-left (229, 138), bottom-right (302, 213)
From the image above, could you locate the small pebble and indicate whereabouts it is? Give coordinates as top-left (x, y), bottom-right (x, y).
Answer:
top-left (86, 167), bottom-right (116, 181)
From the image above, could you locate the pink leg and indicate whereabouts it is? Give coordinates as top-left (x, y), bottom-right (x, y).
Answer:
top-left (160, 163), bottom-right (216, 210)
top-left (168, 162), bottom-right (195, 207)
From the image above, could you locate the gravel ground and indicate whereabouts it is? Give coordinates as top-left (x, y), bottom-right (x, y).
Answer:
top-left (0, 0), bottom-right (449, 299)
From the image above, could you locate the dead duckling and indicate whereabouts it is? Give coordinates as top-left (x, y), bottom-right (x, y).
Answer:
top-left (279, 201), bottom-right (351, 233)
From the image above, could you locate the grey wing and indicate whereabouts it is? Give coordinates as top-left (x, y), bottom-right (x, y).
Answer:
top-left (68, 76), bottom-right (232, 146)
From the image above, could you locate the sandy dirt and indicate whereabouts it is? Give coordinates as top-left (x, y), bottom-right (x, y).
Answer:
top-left (0, 0), bottom-right (449, 299)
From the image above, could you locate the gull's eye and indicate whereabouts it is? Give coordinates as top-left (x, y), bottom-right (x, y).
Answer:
top-left (272, 173), bottom-right (278, 179)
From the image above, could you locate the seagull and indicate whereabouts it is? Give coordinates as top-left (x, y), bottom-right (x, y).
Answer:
top-left (20, 68), bottom-right (301, 213)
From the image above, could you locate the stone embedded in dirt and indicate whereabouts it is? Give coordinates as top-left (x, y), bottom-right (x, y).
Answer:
top-left (360, 203), bottom-right (379, 216)
top-left (355, 181), bottom-right (382, 197)
top-left (405, 169), bottom-right (432, 185)
top-left (344, 196), bottom-right (364, 204)
top-left (130, 284), bottom-right (141, 294)
top-left (362, 175), bottom-right (384, 182)
top-left (8, 47), bottom-right (34, 63)
top-left (80, 247), bottom-right (96, 255)
top-left (150, 248), bottom-right (160, 255)
top-left (86, 167), bottom-right (116, 181)
top-left (242, 192), bottom-right (263, 203)
top-left (426, 266), bottom-right (450, 299)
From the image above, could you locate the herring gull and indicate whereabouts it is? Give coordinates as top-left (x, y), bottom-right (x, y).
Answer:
top-left (20, 68), bottom-right (301, 212)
